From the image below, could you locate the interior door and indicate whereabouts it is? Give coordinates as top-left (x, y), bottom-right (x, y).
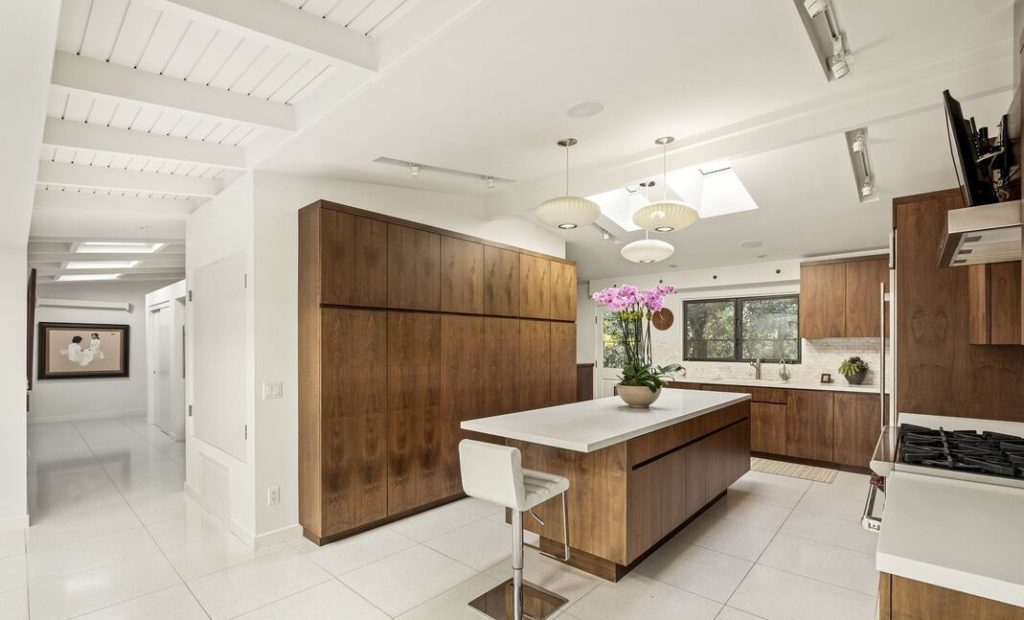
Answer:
top-left (595, 309), bottom-right (623, 398)
top-left (154, 306), bottom-right (173, 433)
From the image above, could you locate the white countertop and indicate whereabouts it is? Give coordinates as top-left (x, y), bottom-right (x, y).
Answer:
top-left (677, 376), bottom-right (887, 394)
top-left (460, 389), bottom-right (750, 453)
top-left (877, 471), bottom-right (1024, 607)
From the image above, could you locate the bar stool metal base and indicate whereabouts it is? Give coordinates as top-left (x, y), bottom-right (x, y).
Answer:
top-left (468, 578), bottom-right (568, 620)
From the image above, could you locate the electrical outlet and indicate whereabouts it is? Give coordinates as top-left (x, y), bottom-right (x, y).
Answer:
top-left (267, 486), bottom-right (280, 506)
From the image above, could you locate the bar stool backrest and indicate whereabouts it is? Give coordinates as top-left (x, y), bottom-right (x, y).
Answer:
top-left (458, 439), bottom-right (526, 511)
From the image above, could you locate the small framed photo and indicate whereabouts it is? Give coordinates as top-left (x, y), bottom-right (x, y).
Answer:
top-left (820, 373), bottom-right (832, 384)
top-left (38, 322), bottom-right (130, 380)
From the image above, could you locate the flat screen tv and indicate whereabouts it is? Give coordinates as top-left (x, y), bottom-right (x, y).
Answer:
top-left (943, 89), bottom-right (997, 207)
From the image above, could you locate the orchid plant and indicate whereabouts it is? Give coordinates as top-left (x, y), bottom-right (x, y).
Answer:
top-left (592, 284), bottom-right (682, 392)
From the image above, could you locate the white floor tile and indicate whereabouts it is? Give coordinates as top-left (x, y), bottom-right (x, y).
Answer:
top-left (728, 565), bottom-right (876, 620)
top-left (27, 527), bottom-right (158, 585)
top-left (306, 525), bottom-right (416, 577)
top-left (28, 552), bottom-right (181, 620)
top-left (716, 606), bottom-right (765, 620)
top-left (566, 573), bottom-right (721, 620)
top-left (387, 503), bottom-right (480, 543)
top-left (186, 548), bottom-right (331, 620)
top-left (397, 573), bottom-right (505, 620)
top-left (779, 509), bottom-right (879, 555)
top-left (144, 512), bottom-right (231, 551)
top-left (450, 497), bottom-right (504, 519)
top-left (163, 535), bottom-right (280, 581)
top-left (757, 533), bottom-right (878, 595)
top-left (637, 540), bottom-right (753, 603)
top-left (236, 580), bottom-right (389, 620)
top-left (0, 555), bottom-right (26, 594)
top-left (0, 532), bottom-right (24, 561)
top-left (484, 547), bottom-right (601, 606)
top-left (728, 472), bottom-right (810, 509)
top-left (72, 584), bottom-right (208, 620)
top-left (795, 483), bottom-right (870, 523)
top-left (425, 519), bottom-right (512, 570)
top-left (27, 504), bottom-right (141, 553)
top-left (677, 512), bottom-right (777, 561)
top-left (0, 587), bottom-right (28, 620)
top-left (341, 544), bottom-right (477, 617)
top-left (703, 494), bottom-right (793, 532)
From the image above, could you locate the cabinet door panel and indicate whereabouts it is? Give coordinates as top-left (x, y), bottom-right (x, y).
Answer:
top-left (550, 261), bottom-right (577, 321)
top-left (520, 255), bottom-right (551, 319)
top-left (800, 262), bottom-right (846, 339)
top-left (388, 224), bottom-right (440, 310)
top-left (440, 237), bottom-right (484, 314)
top-left (387, 312), bottom-right (449, 515)
top-left (321, 308), bottom-right (388, 534)
top-left (484, 246), bottom-right (520, 316)
top-left (550, 322), bottom-right (576, 405)
top-left (751, 402), bottom-right (787, 455)
top-left (834, 393), bottom-right (881, 467)
top-left (846, 257), bottom-right (889, 338)
top-left (518, 320), bottom-right (551, 410)
top-left (320, 210), bottom-right (388, 307)
top-left (786, 390), bottom-right (834, 462)
top-left (683, 440), bottom-right (707, 519)
top-left (482, 317), bottom-right (520, 417)
top-left (441, 315), bottom-right (484, 480)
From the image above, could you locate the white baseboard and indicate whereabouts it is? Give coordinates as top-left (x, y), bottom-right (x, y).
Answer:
top-left (28, 410), bottom-right (146, 425)
top-left (183, 483), bottom-right (257, 549)
top-left (0, 514), bottom-right (29, 534)
top-left (254, 524), bottom-right (302, 549)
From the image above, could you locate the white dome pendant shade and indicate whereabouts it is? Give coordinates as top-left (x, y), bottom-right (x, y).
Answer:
top-left (621, 237), bottom-right (675, 264)
top-left (632, 136), bottom-right (699, 233)
top-left (535, 138), bottom-right (601, 230)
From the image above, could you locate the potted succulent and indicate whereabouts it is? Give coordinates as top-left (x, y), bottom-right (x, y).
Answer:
top-left (838, 356), bottom-right (869, 385)
top-left (592, 284), bottom-right (681, 408)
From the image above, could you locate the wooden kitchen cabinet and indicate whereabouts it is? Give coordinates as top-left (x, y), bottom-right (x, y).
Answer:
top-left (483, 246), bottom-right (520, 316)
top-left (750, 402), bottom-right (787, 454)
top-left (441, 314), bottom-right (484, 457)
top-left (388, 224), bottom-right (440, 311)
top-left (317, 209), bottom-right (388, 308)
top-left (550, 260), bottom-right (577, 321)
top-left (520, 255), bottom-right (552, 319)
top-left (482, 317), bottom-right (519, 417)
top-left (440, 236), bottom-right (484, 314)
top-left (786, 390), bottom-right (834, 462)
top-left (883, 573), bottom-right (1024, 620)
top-left (969, 262), bottom-right (1022, 345)
top-left (833, 392), bottom-right (881, 467)
top-left (550, 321), bottom-right (577, 405)
top-left (387, 312), bottom-right (453, 515)
top-left (845, 257), bottom-right (889, 337)
top-left (800, 261), bottom-right (847, 339)
top-left (683, 437), bottom-right (707, 519)
top-left (518, 319), bottom-right (552, 410)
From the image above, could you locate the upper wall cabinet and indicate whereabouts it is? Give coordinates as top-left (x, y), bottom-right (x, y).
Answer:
top-left (440, 237), bottom-right (484, 314)
top-left (388, 224), bottom-right (441, 311)
top-left (800, 256), bottom-right (889, 339)
top-left (319, 209), bottom-right (388, 308)
top-left (550, 260), bottom-right (578, 321)
top-left (483, 246), bottom-right (520, 317)
top-left (520, 255), bottom-right (552, 319)
top-left (969, 262), bottom-right (1023, 345)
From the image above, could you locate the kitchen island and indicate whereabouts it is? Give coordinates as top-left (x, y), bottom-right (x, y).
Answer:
top-left (461, 388), bottom-right (751, 581)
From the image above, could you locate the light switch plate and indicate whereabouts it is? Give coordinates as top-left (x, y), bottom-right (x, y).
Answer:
top-left (267, 486), bottom-right (280, 506)
top-left (261, 382), bottom-right (283, 400)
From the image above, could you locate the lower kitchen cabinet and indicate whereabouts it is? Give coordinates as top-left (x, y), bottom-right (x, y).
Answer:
top-left (551, 322), bottom-right (577, 405)
top-left (881, 573), bottom-right (1024, 620)
top-left (786, 390), bottom-right (835, 462)
top-left (834, 392), bottom-right (881, 467)
top-left (751, 402), bottom-right (787, 454)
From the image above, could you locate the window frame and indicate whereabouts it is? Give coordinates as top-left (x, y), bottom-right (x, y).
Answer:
top-left (683, 294), bottom-right (801, 364)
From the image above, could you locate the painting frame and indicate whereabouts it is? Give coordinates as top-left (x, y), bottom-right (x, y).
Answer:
top-left (38, 322), bottom-right (130, 380)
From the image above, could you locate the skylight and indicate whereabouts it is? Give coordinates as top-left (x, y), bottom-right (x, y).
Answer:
top-left (75, 242), bottom-right (166, 254)
top-left (588, 161), bottom-right (758, 232)
top-left (66, 260), bottom-right (139, 270)
top-left (56, 273), bottom-right (123, 282)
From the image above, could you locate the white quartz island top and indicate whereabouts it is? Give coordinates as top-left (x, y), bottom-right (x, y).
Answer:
top-left (460, 388), bottom-right (750, 453)
top-left (877, 471), bottom-right (1024, 607)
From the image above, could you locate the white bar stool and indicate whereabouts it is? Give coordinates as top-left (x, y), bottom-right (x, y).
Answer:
top-left (459, 439), bottom-right (571, 620)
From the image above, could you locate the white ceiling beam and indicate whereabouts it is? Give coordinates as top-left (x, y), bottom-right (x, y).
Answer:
top-left (51, 52), bottom-right (296, 131)
top-left (34, 188), bottom-right (199, 215)
top-left (42, 118), bottom-right (246, 170)
top-left (34, 266), bottom-right (186, 277)
top-left (144, 0), bottom-right (377, 72)
top-left (37, 161), bottom-right (222, 197)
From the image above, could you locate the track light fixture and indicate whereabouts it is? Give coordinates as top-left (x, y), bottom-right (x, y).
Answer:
top-left (485, 176), bottom-right (495, 189)
top-left (830, 37), bottom-right (849, 80)
top-left (804, 0), bottom-right (850, 81)
top-left (846, 128), bottom-right (876, 202)
top-left (409, 163), bottom-right (420, 177)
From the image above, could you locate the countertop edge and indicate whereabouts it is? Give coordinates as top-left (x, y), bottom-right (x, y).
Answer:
top-left (876, 552), bottom-right (1024, 608)
top-left (674, 377), bottom-right (889, 394)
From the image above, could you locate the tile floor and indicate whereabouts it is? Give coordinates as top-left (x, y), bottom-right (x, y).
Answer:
top-left (3, 416), bottom-right (882, 619)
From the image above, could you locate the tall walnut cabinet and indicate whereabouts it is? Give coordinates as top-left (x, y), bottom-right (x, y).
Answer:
top-left (299, 201), bottom-right (578, 544)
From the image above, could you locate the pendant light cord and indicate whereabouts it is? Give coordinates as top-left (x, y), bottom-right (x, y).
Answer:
top-left (565, 144), bottom-right (570, 196)
top-left (662, 144), bottom-right (668, 202)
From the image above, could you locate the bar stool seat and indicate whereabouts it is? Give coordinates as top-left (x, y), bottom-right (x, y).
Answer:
top-left (459, 440), bottom-right (570, 620)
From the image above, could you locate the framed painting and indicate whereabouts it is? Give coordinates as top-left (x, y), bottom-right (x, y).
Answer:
top-left (38, 322), bottom-right (130, 380)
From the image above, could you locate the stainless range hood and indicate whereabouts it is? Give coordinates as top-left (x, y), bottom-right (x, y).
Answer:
top-left (938, 199), bottom-right (1022, 267)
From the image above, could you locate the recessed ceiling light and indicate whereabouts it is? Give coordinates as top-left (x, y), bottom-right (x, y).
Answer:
top-left (56, 273), bottom-right (123, 282)
top-left (740, 240), bottom-right (762, 248)
top-left (67, 260), bottom-right (139, 269)
top-left (558, 223), bottom-right (578, 230)
top-left (566, 101), bottom-right (604, 118)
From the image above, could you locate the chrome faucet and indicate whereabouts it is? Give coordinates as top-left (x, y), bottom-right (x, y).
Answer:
top-left (749, 358), bottom-right (761, 380)
top-left (778, 359), bottom-right (791, 382)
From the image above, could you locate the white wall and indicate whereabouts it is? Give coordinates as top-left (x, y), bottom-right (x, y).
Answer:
top-left (30, 280), bottom-right (176, 423)
top-left (0, 0), bottom-right (61, 532)
top-left (247, 171), bottom-right (565, 539)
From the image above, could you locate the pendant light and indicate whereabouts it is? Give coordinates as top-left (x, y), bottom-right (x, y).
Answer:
top-left (535, 138), bottom-right (601, 230)
top-left (632, 136), bottom-right (699, 233)
top-left (622, 180), bottom-right (675, 264)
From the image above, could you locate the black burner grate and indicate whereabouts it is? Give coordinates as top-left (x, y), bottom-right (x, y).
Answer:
top-left (898, 424), bottom-right (1024, 479)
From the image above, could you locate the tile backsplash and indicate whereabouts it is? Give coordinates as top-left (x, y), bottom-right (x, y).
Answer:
top-left (656, 337), bottom-right (892, 387)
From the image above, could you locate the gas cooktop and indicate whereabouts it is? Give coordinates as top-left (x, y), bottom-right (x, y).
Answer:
top-left (898, 423), bottom-right (1024, 481)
